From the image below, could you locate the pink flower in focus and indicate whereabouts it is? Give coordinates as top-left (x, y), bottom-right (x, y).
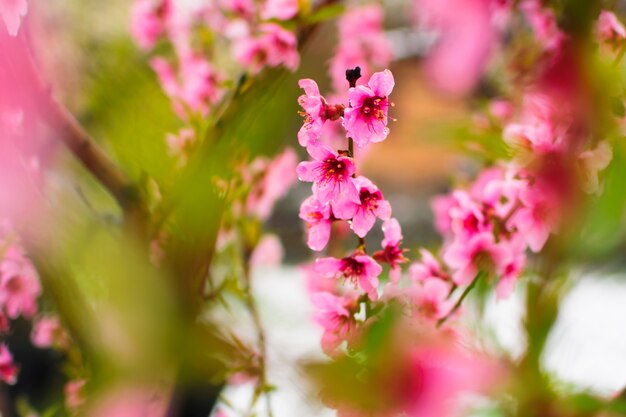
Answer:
top-left (65, 379), bottom-right (86, 411)
top-left (247, 147), bottom-right (297, 220)
top-left (0, 344), bottom-right (17, 384)
top-left (314, 253), bottom-right (382, 300)
top-left (373, 218), bottom-right (408, 282)
top-left (443, 232), bottom-right (509, 285)
top-left (261, 0), bottom-right (298, 20)
top-left (250, 234), bottom-right (284, 268)
top-left (31, 315), bottom-right (69, 349)
top-left (297, 79), bottom-right (344, 146)
top-left (409, 249), bottom-right (448, 283)
top-left (130, 0), bottom-right (170, 50)
top-left (597, 11), bottom-right (626, 44)
top-left (343, 70), bottom-right (394, 147)
top-left (0, 0), bottom-right (27, 37)
top-left (299, 195), bottom-right (332, 252)
top-left (297, 141), bottom-right (359, 205)
top-left (415, 0), bottom-right (496, 95)
top-left (311, 292), bottom-right (358, 354)
top-left (0, 247), bottom-right (40, 319)
top-left (334, 176), bottom-right (391, 237)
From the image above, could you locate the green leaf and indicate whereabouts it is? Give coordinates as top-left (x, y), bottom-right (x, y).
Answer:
top-left (306, 4), bottom-right (346, 24)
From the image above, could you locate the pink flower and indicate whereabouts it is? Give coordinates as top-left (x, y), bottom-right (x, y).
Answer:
top-left (166, 128), bottom-right (195, 162)
top-left (443, 232), bottom-right (509, 285)
top-left (333, 176), bottom-right (391, 237)
top-left (0, 344), bottom-right (17, 384)
top-left (495, 235), bottom-right (526, 299)
top-left (343, 70), bottom-right (394, 147)
top-left (261, 0), bottom-right (298, 20)
top-left (578, 141), bottom-right (612, 195)
top-left (301, 263), bottom-right (337, 294)
top-left (411, 279), bottom-right (452, 321)
top-left (233, 23), bottom-right (299, 74)
top-left (31, 315), bottom-right (69, 349)
top-left (65, 379), bottom-right (86, 411)
top-left (409, 249), bottom-right (448, 282)
top-left (0, 247), bottom-right (40, 319)
top-left (130, 0), bottom-right (170, 50)
top-left (297, 79), bottom-right (344, 146)
top-left (373, 218), bottom-right (407, 282)
top-left (0, 0), bottom-right (27, 37)
top-left (520, 0), bottom-right (565, 51)
top-left (432, 190), bottom-right (489, 240)
top-left (314, 253), bottom-right (382, 300)
top-left (311, 292), bottom-right (358, 354)
top-left (299, 195), bottom-right (332, 251)
top-left (250, 234), bottom-right (284, 268)
top-left (246, 147), bottom-right (297, 220)
top-left (414, 0), bottom-right (496, 95)
top-left (512, 183), bottom-right (558, 252)
top-left (296, 141), bottom-right (359, 205)
top-left (597, 11), bottom-right (626, 44)
top-left (88, 385), bottom-right (169, 417)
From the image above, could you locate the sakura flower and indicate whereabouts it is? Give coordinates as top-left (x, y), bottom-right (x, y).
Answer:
top-left (432, 190), bottom-right (489, 241)
top-left (233, 23), bottom-right (299, 74)
top-left (495, 236), bottom-right (526, 299)
top-left (411, 279), bottom-right (452, 321)
top-left (0, 0), bottom-right (27, 37)
top-left (261, 0), bottom-right (298, 20)
top-left (65, 379), bottom-right (87, 411)
top-left (409, 249), bottom-right (448, 282)
top-left (311, 292), bottom-right (358, 354)
top-left (296, 141), bottom-right (359, 205)
top-left (250, 234), bottom-right (284, 268)
top-left (373, 218), bottom-right (407, 282)
top-left (443, 232), bottom-right (509, 285)
top-left (334, 176), bottom-right (391, 237)
top-left (0, 247), bottom-right (40, 319)
top-left (314, 253), bottom-right (382, 300)
top-left (512, 183), bottom-right (558, 252)
top-left (297, 79), bottom-right (344, 146)
top-left (31, 315), bottom-right (69, 349)
top-left (578, 141), bottom-right (612, 195)
top-left (414, 0), bottom-right (496, 95)
top-left (301, 263), bottom-right (336, 294)
top-left (299, 195), bottom-right (332, 251)
top-left (520, 0), bottom-right (565, 51)
top-left (0, 344), bottom-right (17, 384)
top-left (130, 0), bottom-right (166, 50)
top-left (597, 11), bottom-right (626, 44)
top-left (246, 147), bottom-right (297, 220)
top-left (343, 69), bottom-right (394, 147)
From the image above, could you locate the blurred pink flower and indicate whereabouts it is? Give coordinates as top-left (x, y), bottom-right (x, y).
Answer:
top-left (261, 0), bottom-right (298, 20)
top-left (88, 385), bottom-right (169, 417)
top-left (0, 343), bottom-right (17, 384)
top-left (343, 69), bottom-right (394, 147)
top-left (411, 279), bottom-right (452, 321)
top-left (130, 0), bottom-right (170, 50)
top-left (31, 315), bottom-right (66, 348)
top-left (0, 246), bottom-right (40, 319)
top-left (512, 183), bottom-right (558, 252)
top-left (0, 0), bottom-right (27, 37)
top-left (299, 195), bottom-right (332, 252)
top-left (250, 234), bottom-right (284, 268)
top-left (311, 292), bottom-right (358, 354)
top-left (415, 0), bottom-right (497, 95)
top-left (409, 249), bottom-right (447, 283)
top-left (520, 0), bottom-right (565, 51)
top-left (246, 147), bottom-right (297, 220)
top-left (443, 232), bottom-right (509, 285)
top-left (65, 379), bottom-right (86, 411)
top-left (597, 11), bottom-right (626, 43)
top-left (314, 253), bottom-right (381, 300)
top-left (233, 23), bottom-right (299, 74)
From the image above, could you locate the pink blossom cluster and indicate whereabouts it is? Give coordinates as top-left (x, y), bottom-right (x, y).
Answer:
top-left (130, 0), bottom-right (301, 120)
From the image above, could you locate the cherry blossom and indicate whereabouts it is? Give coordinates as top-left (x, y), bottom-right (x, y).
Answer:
top-left (333, 176), bottom-right (391, 237)
top-left (261, 0), bottom-right (298, 21)
top-left (343, 69), bottom-right (394, 147)
top-left (314, 253), bottom-right (382, 300)
top-left (311, 292), bottom-right (358, 354)
top-left (31, 315), bottom-right (69, 349)
top-left (597, 11), bottom-right (626, 44)
top-left (409, 249), bottom-right (448, 283)
top-left (443, 232), bottom-right (510, 285)
top-left (130, 0), bottom-right (170, 50)
top-left (299, 195), bottom-right (332, 252)
top-left (297, 79), bottom-right (344, 146)
top-left (373, 218), bottom-right (407, 283)
top-left (296, 141), bottom-right (359, 205)
top-left (0, 246), bottom-right (40, 319)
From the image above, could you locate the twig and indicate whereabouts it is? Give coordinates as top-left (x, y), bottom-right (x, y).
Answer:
top-left (437, 271), bottom-right (484, 328)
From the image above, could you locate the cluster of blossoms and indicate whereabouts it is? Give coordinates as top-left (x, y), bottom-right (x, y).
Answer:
top-left (131, 0), bottom-right (302, 122)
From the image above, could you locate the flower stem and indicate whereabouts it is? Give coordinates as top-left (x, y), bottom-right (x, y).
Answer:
top-left (437, 271), bottom-right (484, 328)
top-left (614, 41), bottom-right (626, 66)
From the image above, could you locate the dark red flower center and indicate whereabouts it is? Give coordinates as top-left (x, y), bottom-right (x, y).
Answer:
top-left (361, 96), bottom-right (386, 121)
